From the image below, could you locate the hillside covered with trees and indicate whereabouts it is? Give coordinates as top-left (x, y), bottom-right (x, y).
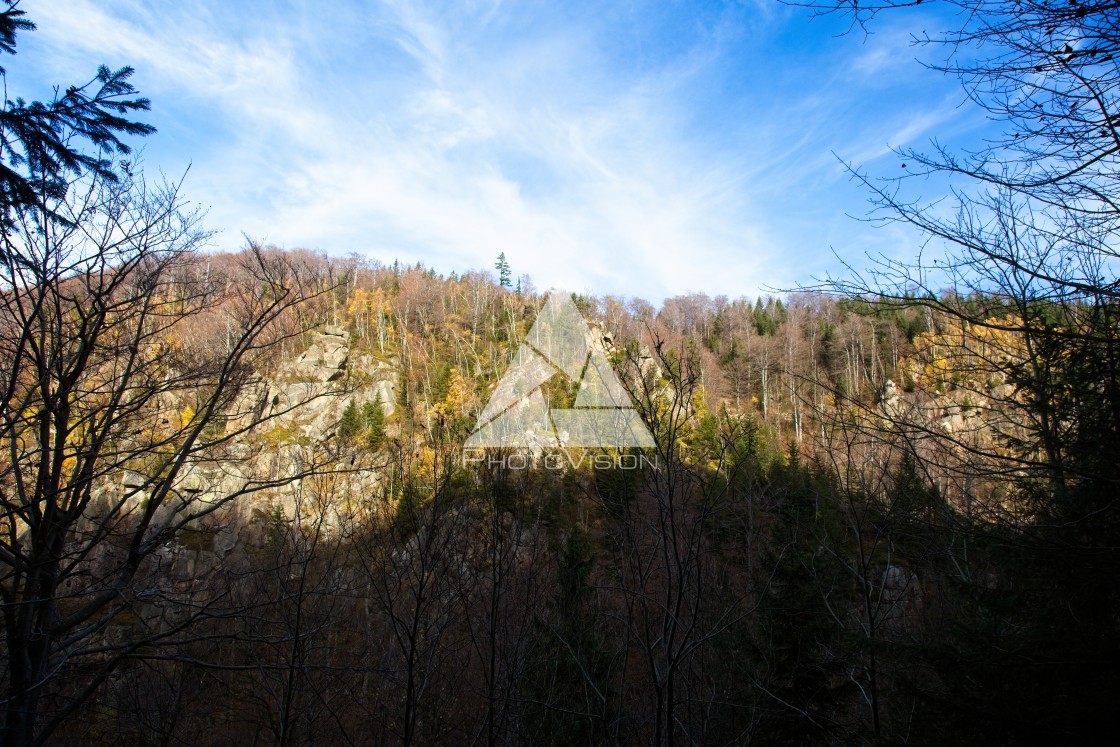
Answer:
top-left (3, 0), bottom-right (1119, 745)
top-left (4, 245), bottom-right (1114, 744)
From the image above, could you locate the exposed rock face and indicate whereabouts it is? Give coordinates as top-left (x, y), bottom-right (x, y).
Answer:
top-left (93, 325), bottom-right (399, 560)
top-left (223, 328), bottom-right (399, 446)
top-left (879, 563), bottom-right (923, 632)
top-left (353, 354), bottom-right (397, 417)
top-left (588, 318), bottom-right (661, 383)
top-left (880, 379), bottom-right (903, 417)
top-left (878, 376), bottom-right (994, 438)
top-left (939, 402), bottom-right (984, 434)
top-left (292, 326), bottom-right (350, 382)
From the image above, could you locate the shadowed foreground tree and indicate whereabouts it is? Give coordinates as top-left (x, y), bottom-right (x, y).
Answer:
top-left (785, 0), bottom-right (1120, 740)
top-left (0, 168), bottom-right (340, 746)
top-left (789, 0), bottom-right (1120, 478)
top-left (602, 334), bottom-right (761, 746)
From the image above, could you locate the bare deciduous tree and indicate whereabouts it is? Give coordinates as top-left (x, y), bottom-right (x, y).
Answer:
top-left (0, 169), bottom-right (339, 746)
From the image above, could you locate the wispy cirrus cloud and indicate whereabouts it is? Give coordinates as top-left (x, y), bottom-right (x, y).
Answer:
top-left (13, 0), bottom-right (975, 302)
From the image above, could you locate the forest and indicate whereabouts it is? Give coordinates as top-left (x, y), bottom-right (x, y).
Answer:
top-left (3, 1), bottom-right (1119, 745)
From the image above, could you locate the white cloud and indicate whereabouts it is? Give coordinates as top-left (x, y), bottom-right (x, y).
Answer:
top-left (13, 0), bottom-right (976, 303)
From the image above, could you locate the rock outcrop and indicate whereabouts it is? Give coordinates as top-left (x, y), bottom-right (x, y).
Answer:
top-left (290, 326), bottom-right (350, 381)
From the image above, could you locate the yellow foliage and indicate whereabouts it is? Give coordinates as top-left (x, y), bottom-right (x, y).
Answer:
top-left (902, 314), bottom-right (1030, 392)
top-left (179, 405), bottom-right (196, 429)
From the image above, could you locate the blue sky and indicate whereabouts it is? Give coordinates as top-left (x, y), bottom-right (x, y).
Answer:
top-left (14, 0), bottom-right (983, 302)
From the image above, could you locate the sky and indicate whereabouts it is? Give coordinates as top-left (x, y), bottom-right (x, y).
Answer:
top-left (12, 0), bottom-right (985, 303)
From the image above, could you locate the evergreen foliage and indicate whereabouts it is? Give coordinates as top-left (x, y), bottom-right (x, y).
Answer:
top-left (362, 396), bottom-right (386, 450)
top-left (494, 251), bottom-right (511, 288)
top-left (337, 397), bottom-right (362, 442)
top-left (0, 2), bottom-right (155, 237)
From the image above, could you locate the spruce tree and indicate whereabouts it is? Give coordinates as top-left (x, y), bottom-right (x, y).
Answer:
top-left (495, 252), bottom-right (511, 288)
top-left (338, 397), bottom-right (362, 443)
top-left (362, 396), bottom-right (386, 450)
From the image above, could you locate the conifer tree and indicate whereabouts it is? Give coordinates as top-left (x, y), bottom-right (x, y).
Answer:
top-left (363, 396), bottom-right (386, 450)
top-left (0, 2), bottom-right (155, 242)
top-left (338, 397), bottom-right (363, 443)
top-left (494, 252), bottom-right (511, 288)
